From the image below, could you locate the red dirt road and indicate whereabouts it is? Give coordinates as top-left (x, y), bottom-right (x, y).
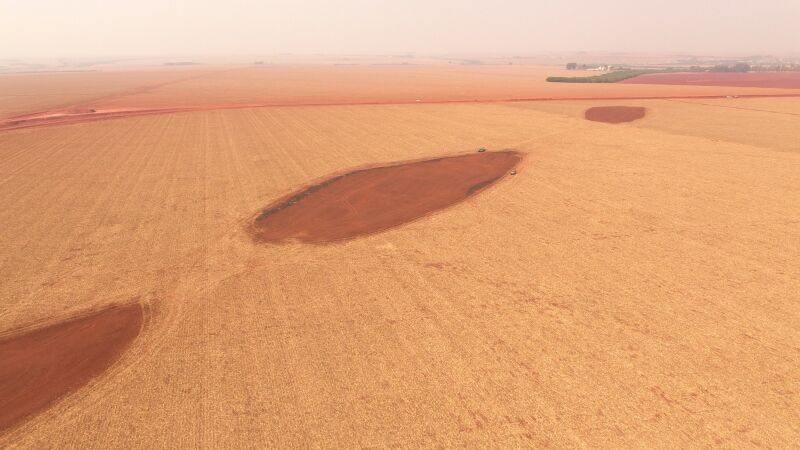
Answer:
top-left (0, 303), bottom-right (143, 432)
top-left (585, 106), bottom-right (647, 123)
top-left (251, 151), bottom-right (522, 243)
top-left (3, 94), bottom-right (800, 133)
top-left (622, 72), bottom-right (800, 89)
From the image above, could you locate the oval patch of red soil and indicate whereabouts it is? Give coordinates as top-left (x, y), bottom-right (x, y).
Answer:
top-left (585, 106), bottom-right (646, 123)
top-left (0, 303), bottom-right (143, 432)
top-left (251, 150), bottom-right (522, 243)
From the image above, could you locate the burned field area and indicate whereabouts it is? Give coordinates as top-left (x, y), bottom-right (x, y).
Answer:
top-left (0, 304), bottom-right (143, 433)
top-left (250, 150), bottom-right (521, 243)
top-left (584, 106), bottom-right (647, 123)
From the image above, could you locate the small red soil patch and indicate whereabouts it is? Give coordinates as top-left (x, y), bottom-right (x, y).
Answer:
top-left (621, 72), bottom-right (800, 89)
top-left (251, 150), bottom-right (522, 243)
top-left (0, 303), bottom-right (143, 432)
top-left (585, 106), bottom-right (646, 123)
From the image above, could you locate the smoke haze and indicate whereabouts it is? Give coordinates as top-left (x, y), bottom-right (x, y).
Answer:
top-left (1, 0), bottom-right (798, 58)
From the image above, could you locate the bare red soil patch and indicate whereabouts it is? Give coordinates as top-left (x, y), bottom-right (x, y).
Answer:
top-left (0, 303), bottom-right (143, 432)
top-left (585, 106), bottom-right (646, 124)
top-left (251, 150), bottom-right (522, 243)
top-left (622, 72), bottom-right (800, 89)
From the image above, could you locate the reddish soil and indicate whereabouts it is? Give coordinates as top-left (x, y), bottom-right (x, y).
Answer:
top-left (251, 150), bottom-right (522, 243)
top-left (0, 303), bottom-right (143, 432)
top-left (622, 72), bottom-right (800, 89)
top-left (585, 106), bottom-right (647, 124)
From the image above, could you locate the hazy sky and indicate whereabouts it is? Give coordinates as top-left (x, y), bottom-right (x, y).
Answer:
top-left (1, 0), bottom-right (798, 58)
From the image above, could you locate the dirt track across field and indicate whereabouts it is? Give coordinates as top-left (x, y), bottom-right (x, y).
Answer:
top-left (4, 93), bottom-right (800, 133)
top-left (251, 150), bottom-right (522, 243)
top-left (0, 304), bottom-right (143, 433)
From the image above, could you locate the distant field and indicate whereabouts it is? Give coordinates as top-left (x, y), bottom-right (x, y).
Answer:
top-left (4, 65), bottom-right (800, 133)
top-left (546, 69), bottom-right (665, 83)
top-left (1, 66), bottom-right (798, 448)
top-left (622, 71), bottom-right (800, 88)
top-left (4, 65), bottom-right (800, 123)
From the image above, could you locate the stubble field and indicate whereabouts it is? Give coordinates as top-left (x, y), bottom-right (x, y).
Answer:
top-left (0, 65), bottom-right (798, 448)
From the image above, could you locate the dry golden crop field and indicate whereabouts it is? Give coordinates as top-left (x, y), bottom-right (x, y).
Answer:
top-left (1, 67), bottom-right (799, 448)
